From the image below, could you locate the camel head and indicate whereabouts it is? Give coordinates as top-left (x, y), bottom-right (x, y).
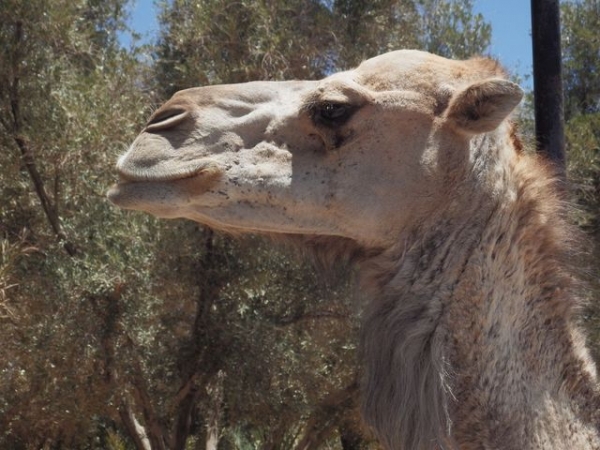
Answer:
top-left (108, 50), bottom-right (523, 249)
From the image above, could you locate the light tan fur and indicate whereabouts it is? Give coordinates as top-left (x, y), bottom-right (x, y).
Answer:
top-left (108, 50), bottom-right (600, 449)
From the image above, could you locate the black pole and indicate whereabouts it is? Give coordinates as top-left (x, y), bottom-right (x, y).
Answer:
top-left (531, 0), bottom-right (565, 171)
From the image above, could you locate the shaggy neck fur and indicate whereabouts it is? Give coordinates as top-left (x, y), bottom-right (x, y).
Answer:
top-left (360, 130), bottom-right (600, 450)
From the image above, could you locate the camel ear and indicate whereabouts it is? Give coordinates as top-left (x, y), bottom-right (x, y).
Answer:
top-left (446, 79), bottom-right (523, 134)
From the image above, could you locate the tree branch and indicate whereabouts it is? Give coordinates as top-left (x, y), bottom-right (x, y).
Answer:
top-left (171, 228), bottom-right (224, 449)
top-left (204, 371), bottom-right (224, 450)
top-left (119, 398), bottom-right (152, 450)
top-left (90, 284), bottom-right (159, 450)
top-left (8, 20), bottom-right (76, 256)
top-left (124, 333), bottom-right (169, 450)
top-left (268, 310), bottom-right (350, 327)
top-left (0, 113), bottom-right (9, 132)
top-left (294, 382), bottom-right (360, 450)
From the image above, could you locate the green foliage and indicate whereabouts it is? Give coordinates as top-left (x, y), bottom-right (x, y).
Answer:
top-left (562, 0), bottom-right (600, 120)
top-left (561, 1), bottom-right (600, 361)
top-left (332, 0), bottom-right (490, 68)
top-left (417, 0), bottom-right (491, 58)
top-left (562, 0), bottom-right (600, 248)
top-left (154, 0), bottom-right (491, 96)
top-left (0, 0), bottom-right (154, 447)
top-left (154, 0), bottom-right (336, 94)
top-left (331, 0), bottom-right (422, 67)
top-left (567, 114), bottom-right (600, 230)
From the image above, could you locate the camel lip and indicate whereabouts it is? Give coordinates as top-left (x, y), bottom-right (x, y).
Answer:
top-left (114, 167), bottom-right (205, 183)
top-left (117, 161), bottom-right (219, 184)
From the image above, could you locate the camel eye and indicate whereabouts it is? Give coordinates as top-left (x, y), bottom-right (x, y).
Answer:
top-left (313, 102), bottom-right (354, 127)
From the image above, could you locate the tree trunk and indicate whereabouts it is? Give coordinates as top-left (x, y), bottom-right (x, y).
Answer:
top-left (205, 371), bottom-right (225, 450)
top-left (172, 382), bottom-right (199, 450)
top-left (294, 383), bottom-right (360, 450)
top-left (119, 400), bottom-right (152, 450)
top-left (7, 20), bottom-right (77, 256)
top-left (206, 429), bottom-right (219, 450)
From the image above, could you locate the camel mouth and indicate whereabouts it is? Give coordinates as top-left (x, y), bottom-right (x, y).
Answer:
top-left (107, 163), bottom-right (223, 210)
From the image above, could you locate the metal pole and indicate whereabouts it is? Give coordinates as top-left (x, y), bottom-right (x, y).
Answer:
top-left (531, 0), bottom-right (565, 171)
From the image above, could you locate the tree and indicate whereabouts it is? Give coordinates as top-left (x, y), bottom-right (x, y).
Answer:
top-left (0, 0), bottom-right (156, 447)
top-left (331, 0), bottom-right (490, 69)
top-left (560, 0), bottom-right (600, 362)
top-left (562, 0), bottom-right (600, 120)
top-left (417, 0), bottom-right (491, 59)
top-left (155, 0), bottom-right (491, 95)
top-left (562, 0), bottom-right (600, 241)
top-left (154, 0), bottom-right (336, 95)
top-left (331, 0), bottom-right (421, 67)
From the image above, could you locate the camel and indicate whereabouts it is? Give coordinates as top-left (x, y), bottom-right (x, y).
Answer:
top-left (108, 50), bottom-right (600, 449)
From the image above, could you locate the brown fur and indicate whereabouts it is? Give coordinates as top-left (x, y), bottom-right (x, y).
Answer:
top-left (360, 135), bottom-right (600, 449)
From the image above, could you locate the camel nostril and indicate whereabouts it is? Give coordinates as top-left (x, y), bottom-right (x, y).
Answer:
top-left (145, 107), bottom-right (189, 132)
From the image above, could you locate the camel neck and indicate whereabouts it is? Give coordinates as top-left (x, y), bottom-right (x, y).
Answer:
top-left (444, 170), bottom-right (600, 447)
top-left (359, 148), bottom-right (600, 449)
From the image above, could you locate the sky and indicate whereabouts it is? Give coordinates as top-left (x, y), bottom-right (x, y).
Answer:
top-left (121, 0), bottom-right (533, 88)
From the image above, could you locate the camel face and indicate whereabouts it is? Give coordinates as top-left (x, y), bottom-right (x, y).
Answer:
top-left (108, 50), bottom-right (522, 248)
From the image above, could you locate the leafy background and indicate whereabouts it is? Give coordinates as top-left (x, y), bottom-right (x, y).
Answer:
top-left (0, 1), bottom-right (598, 449)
